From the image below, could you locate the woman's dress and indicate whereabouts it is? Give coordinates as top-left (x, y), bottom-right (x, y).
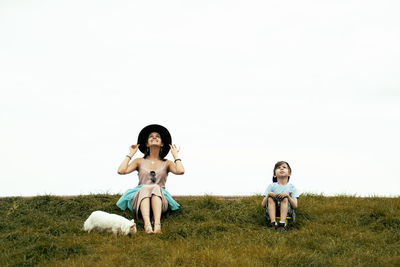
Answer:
top-left (116, 159), bottom-right (180, 217)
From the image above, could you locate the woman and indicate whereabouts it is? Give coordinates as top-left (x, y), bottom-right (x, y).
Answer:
top-left (116, 124), bottom-right (185, 234)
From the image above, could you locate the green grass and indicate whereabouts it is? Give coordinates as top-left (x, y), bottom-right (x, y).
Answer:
top-left (1, 194), bottom-right (400, 266)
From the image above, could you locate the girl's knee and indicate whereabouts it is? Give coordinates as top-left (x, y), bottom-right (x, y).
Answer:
top-left (268, 197), bottom-right (275, 205)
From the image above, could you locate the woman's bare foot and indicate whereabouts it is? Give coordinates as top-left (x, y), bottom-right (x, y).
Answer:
top-left (144, 223), bottom-right (153, 234)
top-left (153, 223), bottom-right (162, 234)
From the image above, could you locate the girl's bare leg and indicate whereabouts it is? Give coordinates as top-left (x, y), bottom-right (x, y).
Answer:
top-left (267, 197), bottom-right (276, 223)
top-left (151, 195), bottom-right (162, 233)
top-left (140, 197), bottom-right (153, 233)
top-left (280, 198), bottom-right (289, 223)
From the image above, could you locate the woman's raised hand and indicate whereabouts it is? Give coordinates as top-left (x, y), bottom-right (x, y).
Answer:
top-left (129, 144), bottom-right (140, 155)
top-left (169, 144), bottom-right (180, 159)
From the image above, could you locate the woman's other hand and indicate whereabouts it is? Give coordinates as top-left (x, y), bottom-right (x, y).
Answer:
top-left (118, 144), bottom-right (140, 175)
top-left (169, 144), bottom-right (180, 159)
top-left (167, 144), bottom-right (184, 175)
top-left (129, 144), bottom-right (140, 156)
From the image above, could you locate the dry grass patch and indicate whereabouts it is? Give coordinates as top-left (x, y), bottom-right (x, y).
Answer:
top-left (1, 194), bottom-right (400, 266)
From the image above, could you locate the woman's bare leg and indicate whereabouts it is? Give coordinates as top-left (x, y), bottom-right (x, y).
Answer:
top-left (140, 197), bottom-right (153, 233)
top-left (151, 195), bottom-right (162, 233)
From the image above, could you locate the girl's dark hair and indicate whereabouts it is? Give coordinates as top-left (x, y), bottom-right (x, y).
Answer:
top-left (272, 161), bottom-right (292, 182)
top-left (143, 133), bottom-right (167, 161)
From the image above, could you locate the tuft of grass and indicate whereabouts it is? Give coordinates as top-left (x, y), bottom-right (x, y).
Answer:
top-left (1, 194), bottom-right (400, 266)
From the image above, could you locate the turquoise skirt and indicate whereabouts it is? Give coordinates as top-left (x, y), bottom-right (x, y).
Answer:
top-left (116, 184), bottom-right (180, 212)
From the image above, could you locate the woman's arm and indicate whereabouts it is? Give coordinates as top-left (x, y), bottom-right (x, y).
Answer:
top-left (167, 144), bottom-right (185, 175)
top-left (118, 145), bottom-right (140, 175)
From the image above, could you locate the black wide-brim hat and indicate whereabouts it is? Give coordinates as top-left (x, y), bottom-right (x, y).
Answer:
top-left (137, 124), bottom-right (172, 158)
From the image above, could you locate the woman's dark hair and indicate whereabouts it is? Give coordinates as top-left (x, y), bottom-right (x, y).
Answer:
top-left (143, 133), bottom-right (167, 161)
top-left (272, 161), bottom-right (292, 182)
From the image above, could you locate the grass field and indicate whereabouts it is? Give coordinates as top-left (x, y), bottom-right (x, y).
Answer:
top-left (1, 194), bottom-right (400, 266)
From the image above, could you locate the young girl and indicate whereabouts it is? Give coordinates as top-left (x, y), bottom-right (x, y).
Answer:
top-left (261, 161), bottom-right (299, 231)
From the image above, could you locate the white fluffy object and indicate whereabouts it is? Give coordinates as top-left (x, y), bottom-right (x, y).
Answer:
top-left (83, 210), bottom-right (136, 236)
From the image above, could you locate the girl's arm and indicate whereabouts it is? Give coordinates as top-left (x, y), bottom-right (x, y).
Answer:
top-left (167, 144), bottom-right (185, 175)
top-left (261, 196), bottom-right (268, 207)
top-left (288, 195), bottom-right (298, 209)
top-left (118, 145), bottom-right (140, 174)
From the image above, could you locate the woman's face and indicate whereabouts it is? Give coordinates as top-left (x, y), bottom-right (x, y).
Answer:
top-left (147, 132), bottom-right (163, 148)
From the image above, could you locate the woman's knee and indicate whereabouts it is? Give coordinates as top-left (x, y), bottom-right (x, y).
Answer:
top-left (151, 194), bottom-right (162, 201)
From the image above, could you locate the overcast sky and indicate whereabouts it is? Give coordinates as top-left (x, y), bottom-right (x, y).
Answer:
top-left (1, 0), bottom-right (399, 197)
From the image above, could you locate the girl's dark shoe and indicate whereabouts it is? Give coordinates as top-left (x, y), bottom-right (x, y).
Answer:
top-left (269, 222), bottom-right (277, 231)
top-left (278, 222), bottom-right (287, 232)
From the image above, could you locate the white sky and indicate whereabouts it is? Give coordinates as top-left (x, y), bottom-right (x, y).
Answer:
top-left (1, 0), bottom-right (399, 197)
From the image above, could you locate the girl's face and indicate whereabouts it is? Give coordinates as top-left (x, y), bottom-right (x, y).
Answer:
top-left (274, 163), bottom-right (291, 178)
top-left (147, 132), bottom-right (163, 148)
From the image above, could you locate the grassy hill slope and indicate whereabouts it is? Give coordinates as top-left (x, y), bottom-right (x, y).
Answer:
top-left (1, 194), bottom-right (399, 266)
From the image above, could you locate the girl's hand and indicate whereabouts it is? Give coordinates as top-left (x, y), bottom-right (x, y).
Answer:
top-left (169, 144), bottom-right (180, 159)
top-left (268, 192), bottom-right (277, 199)
top-left (129, 144), bottom-right (140, 156)
top-left (276, 193), bottom-right (289, 200)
